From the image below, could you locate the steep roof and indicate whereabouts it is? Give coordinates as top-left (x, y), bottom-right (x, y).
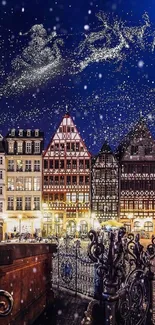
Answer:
top-left (92, 141), bottom-right (113, 165)
top-left (115, 117), bottom-right (153, 161)
top-left (43, 113), bottom-right (91, 157)
top-left (0, 135), bottom-right (5, 153)
top-left (99, 141), bottom-right (113, 154)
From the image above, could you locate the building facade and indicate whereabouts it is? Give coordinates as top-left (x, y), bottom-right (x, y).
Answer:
top-left (0, 136), bottom-right (6, 241)
top-left (91, 142), bottom-right (119, 223)
top-left (42, 113), bottom-right (91, 237)
top-left (4, 128), bottom-right (44, 236)
top-left (117, 118), bottom-right (155, 237)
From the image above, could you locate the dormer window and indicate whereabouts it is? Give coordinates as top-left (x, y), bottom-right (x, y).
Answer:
top-left (11, 129), bottom-right (15, 137)
top-left (131, 145), bottom-right (138, 156)
top-left (35, 129), bottom-right (39, 137)
top-left (27, 130), bottom-right (31, 137)
top-left (8, 141), bottom-right (14, 153)
top-left (19, 129), bottom-right (23, 137)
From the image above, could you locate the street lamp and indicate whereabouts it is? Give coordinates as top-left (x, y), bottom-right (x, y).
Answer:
top-left (2, 214), bottom-right (7, 241)
top-left (18, 215), bottom-right (22, 238)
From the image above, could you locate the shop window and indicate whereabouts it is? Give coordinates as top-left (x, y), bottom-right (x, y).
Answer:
top-left (144, 221), bottom-right (153, 232)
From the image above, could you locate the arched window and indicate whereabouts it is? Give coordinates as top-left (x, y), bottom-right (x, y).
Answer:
top-left (134, 221), bottom-right (140, 232)
top-left (66, 220), bottom-right (76, 236)
top-left (144, 221), bottom-right (153, 232)
top-left (80, 220), bottom-right (88, 234)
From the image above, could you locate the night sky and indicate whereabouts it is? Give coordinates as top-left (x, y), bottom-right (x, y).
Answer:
top-left (1, 0), bottom-right (155, 154)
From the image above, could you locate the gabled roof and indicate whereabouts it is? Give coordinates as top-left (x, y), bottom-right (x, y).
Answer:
top-left (99, 141), bottom-right (113, 154)
top-left (43, 113), bottom-right (91, 157)
top-left (92, 141), bottom-right (113, 165)
top-left (115, 117), bottom-right (153, 161)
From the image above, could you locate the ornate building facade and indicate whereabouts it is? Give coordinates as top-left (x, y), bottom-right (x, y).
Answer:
top-left (117, 118), bottom-right (155, 236)
top-left (42, 113), bottom-right (91, 237)
top-left (0, 136), bottom-right (6, 241)
top-left (91, 142), bottom-right (119, 223)
top-left (4, 128), bottom-right (44, 236)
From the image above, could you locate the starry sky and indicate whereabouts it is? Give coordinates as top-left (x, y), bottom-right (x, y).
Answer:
top-left (1, 0), bottom-right (155, 154)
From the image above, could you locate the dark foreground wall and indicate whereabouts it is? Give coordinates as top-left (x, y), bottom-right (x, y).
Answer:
top-left (0, 243), bottom-right (57, 325)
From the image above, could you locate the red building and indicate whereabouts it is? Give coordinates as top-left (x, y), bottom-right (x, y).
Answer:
top-left (42, 113), bottom-right (91, 237)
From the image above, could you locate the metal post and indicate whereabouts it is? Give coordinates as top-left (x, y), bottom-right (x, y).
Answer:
top-left (75, 242), bottom-right (78, 296)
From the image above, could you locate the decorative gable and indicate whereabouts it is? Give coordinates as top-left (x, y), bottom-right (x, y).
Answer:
top-left (44, 113), bottom-right (91, 158)
top-left (116, 118), bottom-right (155, 162)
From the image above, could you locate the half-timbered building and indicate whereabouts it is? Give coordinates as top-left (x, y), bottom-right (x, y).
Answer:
top-left (91, 142), bottom-right (119, 222)
top-left (117, 118), bottom-right (155, 237)
top-left (42, 113), bottom-right (91, 237)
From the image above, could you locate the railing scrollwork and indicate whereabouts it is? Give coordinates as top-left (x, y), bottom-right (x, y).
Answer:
top-left (87, 228), bottom-right (155, 325)
top-left (0, 290), bottom-right (13, 317)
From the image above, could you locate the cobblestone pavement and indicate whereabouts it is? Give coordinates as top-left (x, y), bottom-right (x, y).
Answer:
top-left (33, 290), bottom-right (90, 325)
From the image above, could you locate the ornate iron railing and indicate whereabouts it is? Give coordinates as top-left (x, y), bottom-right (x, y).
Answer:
top-left (52, 237), bottom-right (96, 297)
top-left (87, 228), bottom-right (155, 325)
top-left (0, 290), bottom-right (13, 317)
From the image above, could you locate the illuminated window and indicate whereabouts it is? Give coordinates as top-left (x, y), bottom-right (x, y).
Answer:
top-left (27, 130), bottom-right (31, 136)
top-left (8, 177), bottom-right (14, 191)
top-left (26, 142), bottom-right (32, 153)
top-left (34, 197), bottom-right (40, 210)
top-left (25, 177), bottom-right (32, 190)
top-left (34, 142), bottom-right (40, 153)
top-left (134, 221), bottom-right (140, 232)
top-left (34, 177), bottom-right (40, 191)
top-left (17, 160), bottom-right (23, 171)
top-left (144, 221), bottom-right (153, 232)
top-left (25, 160), bottom-right (31, 171)
top-left (16, 177), bottom-right (24, 191)
top-left (34, 160), bottom-right (40, 171)
top-left (16, 197), bottom-right (22, 210)
top-left (25, 197), bottom-right (31, 210)
top-left (35, 129), bottom-right (39, 137)
top-left (8, 142), bottom-right (14, 153)
top-left (8, 197), bottom-right (14, 210)
top-left (17, 142), bottom-right (23, 153)
top-left (19, 130), bottom-right (23, 137)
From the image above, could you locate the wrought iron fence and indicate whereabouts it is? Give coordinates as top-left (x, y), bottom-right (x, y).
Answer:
top-left (52, 237), bottom-right (96, 297)
top-left (52, 231), bottom-right (155, 325)
top-left (87, 229), bottom-right (155, 325)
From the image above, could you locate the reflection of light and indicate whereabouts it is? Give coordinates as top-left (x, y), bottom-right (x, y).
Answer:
top-left (94, 220), bottom-right (100, 230)
top-left (127, 213), bottom-right (134, 220)
top-left (2, 214), bottom-right (7, 221)
top-left (18, 214), bottom-right (22, 220)
top-left (42, 203), bottom-right (48, 209)
top-left (76, 224), bottom-right (80, 231)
